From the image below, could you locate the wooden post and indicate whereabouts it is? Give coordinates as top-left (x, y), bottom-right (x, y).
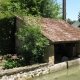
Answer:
top-left (63, 0), bottom-right (66, 21)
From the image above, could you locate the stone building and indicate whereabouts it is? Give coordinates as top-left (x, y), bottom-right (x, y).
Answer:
top-left (16, 16), bottom-right (80, 65)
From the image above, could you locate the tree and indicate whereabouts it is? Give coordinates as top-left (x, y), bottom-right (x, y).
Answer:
top-left (0, 0), bottom-right (61, 18)
top-left (78, 11), bottom-right (80, 22)
top-left (21, 0), bottom-right (61, 18)
top-left (67, 18), bottom-right (76, 24)
top-left (16, 16), bottom-right (49, 64)
top-left (40, 0), bottom-right (61, 18)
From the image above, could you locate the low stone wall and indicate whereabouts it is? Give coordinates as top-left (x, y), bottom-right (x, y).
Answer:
top-left (49, 62), bottom-right (67, 73)
top-left (0, 62), bottom-right (67, 80)
top-left (68, 58), bottom-right (80, 68)
top-left (0, 58), bottom-right (80, 80)
top-left (0, 63), bottom-right (48, 77)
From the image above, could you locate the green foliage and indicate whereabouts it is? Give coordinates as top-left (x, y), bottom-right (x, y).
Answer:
top-left (3, 60), bottom-right (21, 69)
top-left (67, 18), bottom-right (76, 24)
top-left (16, 16), bottom-right (49, 64)
top-left (20, 0), bottom-right (61, 18)
top-left (78, 25), bottom-right (80, 28)
top-left (0, 0), bottom-right (28, 17)
top-left (0, 0), bottom-right (61, 18)
top-left (78, 11), bottom-right (80, 22)
top-left (40, 0), bottom-right (61, 18)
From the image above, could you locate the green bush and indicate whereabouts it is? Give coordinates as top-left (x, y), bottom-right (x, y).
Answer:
top-left (16, 16), bottom-right (50, 64)
top-left (3, 60), bottom-right (21, 69)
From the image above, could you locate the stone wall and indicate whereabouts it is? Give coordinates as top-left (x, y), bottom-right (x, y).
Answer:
top-left (0, 62), bottom-right (67, 80)
top-left (44, 45), bottom-right (55, 65)
top-left (0, 58), bottom-right (80, 80)
top-left (15, 16), bottom-right (24, 53)
top-left (68, 58), bottom-right (80, 67)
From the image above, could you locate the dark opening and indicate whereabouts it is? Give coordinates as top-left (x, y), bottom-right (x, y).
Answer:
top-left (54, 42), bottom-right (77, 63)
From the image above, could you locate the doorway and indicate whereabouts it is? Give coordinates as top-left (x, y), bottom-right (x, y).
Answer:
top-left (54, 42), bottom-right (77, 63)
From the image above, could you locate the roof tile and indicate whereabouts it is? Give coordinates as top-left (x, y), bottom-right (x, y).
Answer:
top-left (40, 18), bottom-right (80, 42)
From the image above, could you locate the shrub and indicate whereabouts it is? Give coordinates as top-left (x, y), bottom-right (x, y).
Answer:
top-left (16, 16), bottom-right (50, 64)
top-left (3, 60), bottom-right (21, 69)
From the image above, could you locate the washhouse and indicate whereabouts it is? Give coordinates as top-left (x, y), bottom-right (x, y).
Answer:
top-left (16, 16), bottom-right (80, 65)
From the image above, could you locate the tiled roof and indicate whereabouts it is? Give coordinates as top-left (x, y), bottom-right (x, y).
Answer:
top-left (16, 16), bottom-right (80, 42)
top-left (40, 18), bottom-right (80, 42)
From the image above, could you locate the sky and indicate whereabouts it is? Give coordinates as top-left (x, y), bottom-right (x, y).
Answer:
top-left (57, 0), bottom-right (80, 20)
